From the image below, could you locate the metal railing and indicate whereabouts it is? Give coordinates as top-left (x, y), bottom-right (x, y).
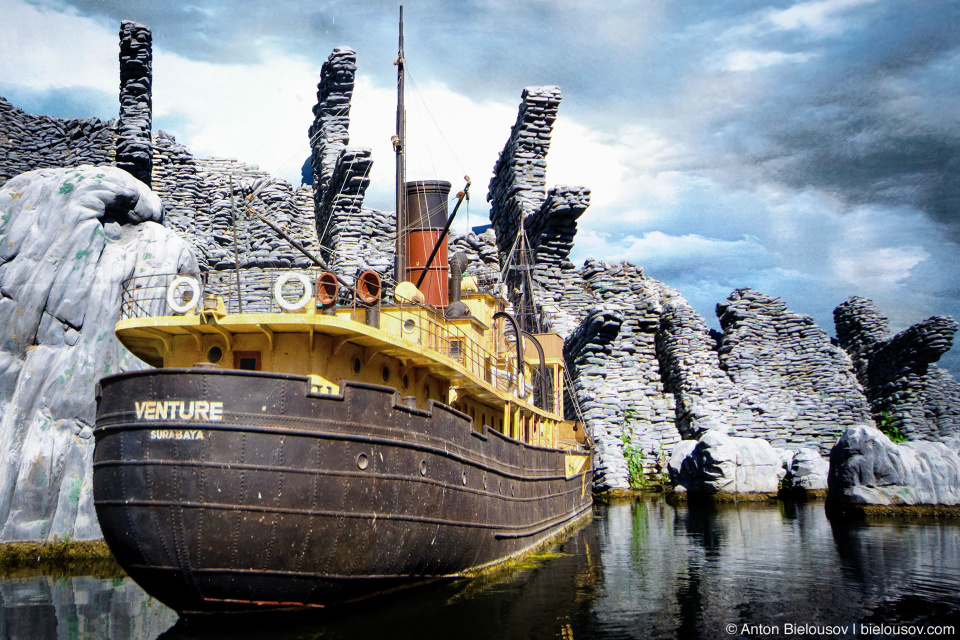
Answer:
top-left (119, 268), bottom-right (530, 398)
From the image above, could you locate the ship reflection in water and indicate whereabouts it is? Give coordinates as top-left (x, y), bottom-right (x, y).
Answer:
top-left (2, 499), bottom-right (958, 639)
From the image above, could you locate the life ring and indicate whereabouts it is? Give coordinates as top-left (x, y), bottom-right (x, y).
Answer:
top-left (167, 276), bottom-right (202, 314)
top-left (274, 271), bottom-right (312, 312)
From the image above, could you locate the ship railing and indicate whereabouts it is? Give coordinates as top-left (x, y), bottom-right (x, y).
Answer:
top-left (119, 269), bottom-right (527, 397)
top-left (391, 303), bottom-right (526, 396)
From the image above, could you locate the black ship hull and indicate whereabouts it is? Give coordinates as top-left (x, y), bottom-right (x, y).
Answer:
top-left (93, 369), bottom-right (592, 614)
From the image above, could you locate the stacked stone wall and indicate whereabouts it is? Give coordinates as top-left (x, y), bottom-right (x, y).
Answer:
top-left (0, 98), bottom-right (116, 186)
top-left (309, 48), bottom-right (356, 204)
top-left (486, 86), bottom-right (562, 264)
top-left (716, 288), bottom-right (872, 451)
top-left (834, 297), bottom-right (960, 441)
top-left (448, 229), bottom-right (501, 285)
top-left (153, 130), bottom-right (320, 272)
top-left (2, 23), bottom-right (957, 496)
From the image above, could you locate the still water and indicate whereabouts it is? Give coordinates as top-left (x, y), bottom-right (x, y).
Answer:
top-left (2, 499), bottom-right (958, 639)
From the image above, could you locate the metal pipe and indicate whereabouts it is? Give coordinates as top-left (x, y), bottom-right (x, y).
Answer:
top-left (394, 5), bottom-right (406, 282)
top-left (493, 311), bottom-right (525, 398)
top-left (520, 330), bottom-right (551, 412)
top-left (229, 176), bottom-right (243, 313)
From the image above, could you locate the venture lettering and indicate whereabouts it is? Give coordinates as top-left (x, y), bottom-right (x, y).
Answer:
top-left (135, 400), bottom-right (224, 422)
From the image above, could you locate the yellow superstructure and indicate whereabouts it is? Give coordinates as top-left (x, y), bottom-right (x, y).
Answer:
top-left (116, 283), bottom-right (586, 453)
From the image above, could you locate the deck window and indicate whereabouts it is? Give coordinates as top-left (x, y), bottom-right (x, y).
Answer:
top-left (234, 351), bottom-right (261, 371)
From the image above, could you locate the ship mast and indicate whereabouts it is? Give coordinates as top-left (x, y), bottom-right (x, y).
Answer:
top-left (393, 5), bottom-right (406, 282)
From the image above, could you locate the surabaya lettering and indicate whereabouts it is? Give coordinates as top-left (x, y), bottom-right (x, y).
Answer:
top-left (134, 400), bottom-right (224, 422)
top-left (149, 429), bottom-right (205, 441)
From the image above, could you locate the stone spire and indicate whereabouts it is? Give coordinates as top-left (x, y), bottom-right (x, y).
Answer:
top-left (116, 21), bottom-right (153, 187)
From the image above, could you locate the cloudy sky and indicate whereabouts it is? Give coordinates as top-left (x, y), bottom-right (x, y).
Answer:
top-left (2, 0), bottom-right (959, 373)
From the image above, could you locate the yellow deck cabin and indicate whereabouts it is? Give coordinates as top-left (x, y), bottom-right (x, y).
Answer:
top-left (115, 270), bottom-right (586, 452)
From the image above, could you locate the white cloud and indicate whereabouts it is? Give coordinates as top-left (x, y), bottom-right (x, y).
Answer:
top-left (766, 0), bottom-right (878, 35)
top-left (833, 246), bottom-right (930, 288)
top-left (347, 74), bottom-right (517, 216)
top-left (152, 47), bottom-right (319, 185)
top-left (0, 0), bottom-right (116, 94)
top-left (549, 120), bottom-right (688, 209)
top-left (571, 229), bottom-right (768, 266)
top-left (723, 50), bottom-right (817, 72)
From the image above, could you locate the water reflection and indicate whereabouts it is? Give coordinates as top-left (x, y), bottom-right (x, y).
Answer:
top-left (0, 574), bottom-right (176, 638)
top-left (2, 500), bottom-right (958, 639)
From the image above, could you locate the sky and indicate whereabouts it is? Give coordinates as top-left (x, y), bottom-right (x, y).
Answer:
top-left (1, 0), bottom-right (959, 374)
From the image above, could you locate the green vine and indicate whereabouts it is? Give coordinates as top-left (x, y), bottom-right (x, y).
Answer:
top-left (622, 431), bottom-right (648, 489)
top-left (621, 409), bottom-right (671, 489)
top-left (878, 411), bottom-right (908, 443)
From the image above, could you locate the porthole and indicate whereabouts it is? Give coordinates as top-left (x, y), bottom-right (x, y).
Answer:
top-left (402, 318), bottom-right (417, 334)
top-left (461, 471), bottom-right (467, 486)
top-left (419, 460), bottom-right (427, 477)
top-left (382, 366), bottom-right (390, 383)
top-left (353, 358), bottom-right (361, 374)
top-left (207, 346), bottom-right (223, 363)
top-left (357, 454), bottom-right (369, 470)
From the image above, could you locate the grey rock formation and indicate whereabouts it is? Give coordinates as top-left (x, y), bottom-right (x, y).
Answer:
top-left (153, 130), bottom-right (320, 274)
top-left (2, 25), bottom-right (956, 502)
top-left (779, 447), bottom-right (829, 491)
top-left (486, 87), bottom-right (592, 333)
top-left (487, 86), bottom-right (563, 266)
top-left (564, 307), bottom-right (630, 489)
top-left (448, 228), bottom-right (501, 284)
top-left (827, 424), bottom-right (960, 506)
top-left (0, 165), bottom-right (197, 541)
top-left (0, 97), bottom-right (116, 186)
top-left (668, 430), bottom-right (786, 495)
top-left (658, 296), bottom-right (739, 439)
top-left (317, 148), bottom-right (385, 280)
top-left (306, 49), bottom-right (389, 282)
top-left (309, 48), bottom-right (357, 206)
top-left (834, 297), bottom-right (960, 442)
top-left (524, 186), bottom-right (591, 335)
top-left (116, 21), bottom-right (153, 187)
top-left (717, 288), bottom-right (872, 449)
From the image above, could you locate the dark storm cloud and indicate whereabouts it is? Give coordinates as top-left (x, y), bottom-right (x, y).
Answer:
top-left (665, 0), bottom-right (960, 233)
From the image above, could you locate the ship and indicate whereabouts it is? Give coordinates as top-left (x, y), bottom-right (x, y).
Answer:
top-left (92, 8), bottom-right (592, 615)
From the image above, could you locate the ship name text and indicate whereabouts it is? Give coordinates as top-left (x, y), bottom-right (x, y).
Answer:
top-left (135, 400), bottom-right (224, 422)
top-left (150, 429), bottom-right (205, 441)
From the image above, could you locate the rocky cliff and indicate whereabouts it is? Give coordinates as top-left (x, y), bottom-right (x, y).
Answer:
top-left (0, 166), bottom-right (196, 540)
top-left (0, 21), bottom-right (957, 502)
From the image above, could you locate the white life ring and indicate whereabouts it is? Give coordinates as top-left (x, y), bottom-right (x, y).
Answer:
top-left (167, 276), bottom-right (202, 314)
top-left (274, 271), bottom-right (312, 312)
